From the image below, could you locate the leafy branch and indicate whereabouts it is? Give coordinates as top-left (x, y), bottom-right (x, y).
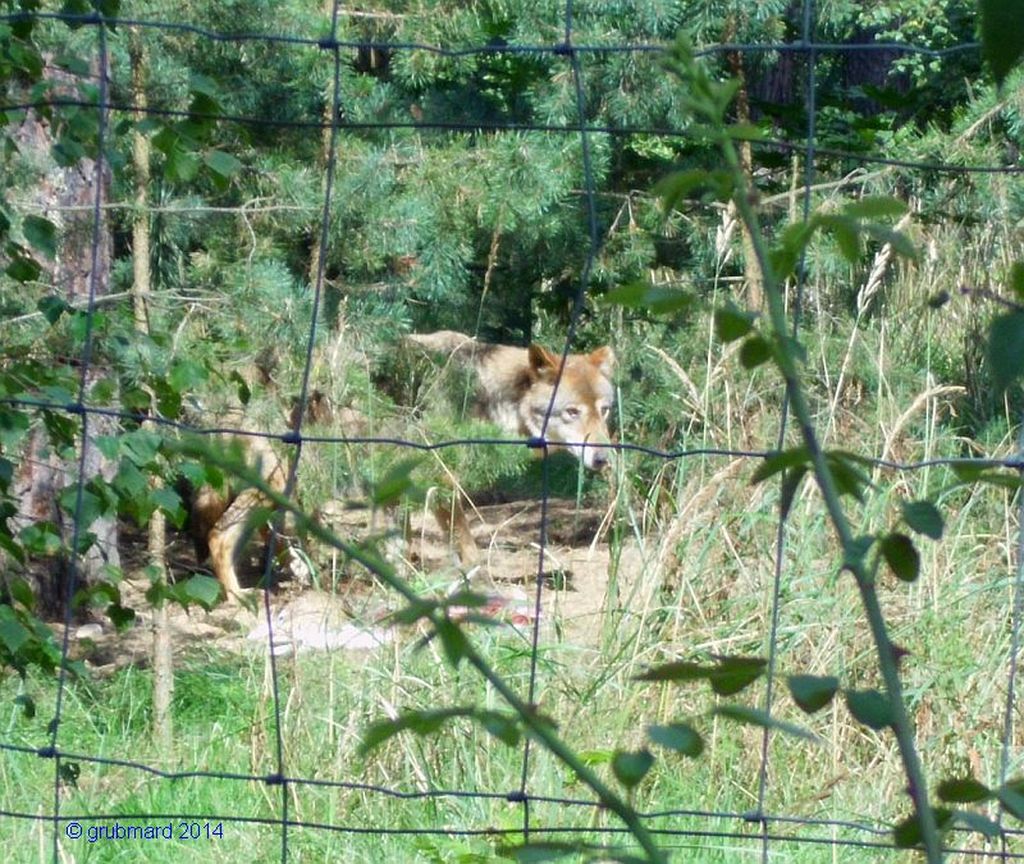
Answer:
top-left (172, 436), bottom-right (668, 864)
top-left (658, 36), bottom-right (944, 859)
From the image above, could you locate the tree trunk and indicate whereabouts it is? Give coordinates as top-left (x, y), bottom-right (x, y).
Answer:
top-left (11, 59), bottom-right (118, 616)
top-left (725, 16), bottom-right (764, 312)
top-left (131, 29), bottom-right (174, 746)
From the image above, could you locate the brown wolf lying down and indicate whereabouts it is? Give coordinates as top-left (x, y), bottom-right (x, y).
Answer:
top-left (405, 330), bottom-right (616, 563)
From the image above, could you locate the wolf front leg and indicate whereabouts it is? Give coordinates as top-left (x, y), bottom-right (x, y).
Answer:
top-left (207, 487), bottom-right (269, 598)
top-left (432, 496), bottom-right (479, 566)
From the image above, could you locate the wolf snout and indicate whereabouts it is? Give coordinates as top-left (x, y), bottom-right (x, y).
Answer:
top-left (584, 442), bottom-right (612, 470)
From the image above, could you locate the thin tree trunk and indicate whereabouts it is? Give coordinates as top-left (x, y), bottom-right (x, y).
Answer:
top-left (307, 0), bottom-right (335, 290)
top-left (130, 31), bottom-right (151, 334)
top-left (725, 17), bottom-right (764, 312)
top-left (131, 29), bottom-right (173, 746)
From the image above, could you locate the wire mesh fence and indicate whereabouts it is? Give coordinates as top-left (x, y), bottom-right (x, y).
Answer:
top-left (1, 1), bottom-right (1023, 861)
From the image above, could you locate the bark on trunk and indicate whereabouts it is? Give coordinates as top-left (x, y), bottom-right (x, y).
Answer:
top-left (131, 29), bottom-right (174, 745)
top-left (10, 58), bottom-right (117, 616)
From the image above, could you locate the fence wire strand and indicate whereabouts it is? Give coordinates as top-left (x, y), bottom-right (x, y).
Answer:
top-left (0, 5), bottom-right (1021, 862)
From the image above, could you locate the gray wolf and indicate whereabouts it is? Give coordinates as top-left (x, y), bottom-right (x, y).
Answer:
top-left (405, 330), bottom-right (616, 562)
top-left (406, 330), bottom-right (616, 469)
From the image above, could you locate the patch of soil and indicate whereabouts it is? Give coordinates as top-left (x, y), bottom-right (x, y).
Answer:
top-left (61, 496), bottom-right (628, 673)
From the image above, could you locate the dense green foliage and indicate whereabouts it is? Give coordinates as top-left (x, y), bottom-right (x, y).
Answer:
top-left (3, 0), bottom-right (1024, 861)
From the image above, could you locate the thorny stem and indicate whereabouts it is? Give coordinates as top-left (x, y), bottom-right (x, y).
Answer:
top-left (183, 444), bottom-right (667, 864)
top-left (713, 119), bottom-right (943, 860)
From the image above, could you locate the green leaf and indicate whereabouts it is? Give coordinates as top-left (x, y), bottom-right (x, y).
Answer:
top-left (90, 377), bottom-right (116, 404)
top-left (153, 486), bottom-right (187, 528)
top-left (880, 533), bottom-right (920, 582)
top-left (371, 457), bottom-right (424, 506)
top-left (497, 842), bottom-right (590, 863)
top-left (19, 523), bottom-right (62, 556)
top-left (98, 0), bottom-right (122, 19)
top-left (787, 675), bottom-right (839, 714)
top-left (845, 689), bottom-right (894, 730)
top-left (0, 615), bottom-right (32, 654)
top-left (727, 122), bottom-right (765, 141)
top-left (603, 281), bottom-right (694, 315)
top-left (15, 693), bottom-right (36, 719)
top-left (751, 446), bottom-right (810, 485)
top-left (204, 149), bottom-right (242, 178)
top-left (770, 219), bottom-right (818, 281)
top-left (52, 135), bottom-right (86, 167)
top-left (107, 603), bottom-right (136, 631)
top-left (936, 777), bottom-right (991, 804)
top-left (953, 809), bottom-right (1002, 839)
top-left (709, 656), bottom-right (767, 696)
top-left (820, 214), bottom-right (860, 263)
top-left (358, 707), bottom-right (473, 756)
top-left (996, 780), bottom-right (1024, 820)
top-left (8, 578), bottom-right (36, 611)
top-left (169, 358), bottom-right (208, 392)
top-left (739, 334), bottom-right (772, 369)
top-left (901, 501), bottom-right (944, 541)
top-left (182, 574), bottom-right (222, 609)
top-left (864, 224), bottom-right (917, 260)
top-left (22, 216), bottom-right (57, 259)
top-left (647, 722), bottom-right (704, 758)
top-left (779, 466), bottom-right (808, 519)
top-left (843, 196), bottom-right (908, 220)
top-left (980, 0), bottom-right (1024, 86)
top-left (714, 304), bottom-right (756, 343)
top-left (988, 311), bottom-right (1024, 390)
top-left (826, 451), bottom-right (873, 502)
top-left (655, 170), bottom-right (708, 212)
top-left (711, 705), bottom-right (819, 742)
top-left (578, 749), bottom-right (614, 767)
top-left (166, 147), bottom-right (200, 183)
top-left (189, 73), bottom-right (220, 99)
top-left (58, 761), bottom-right (81, 788)
top-left (228, 370), bottom-right (251, 406)
top-left (635, 656), bottom-right (765, 695)
top-left (1010, 262), bottom-right (1024, 302)
top-left (893, 807), bottom-right (955, 848)
top-left (6, 255), bottom-right (41, 283)
top-left (478, 710), bottom-right (521, 747)
top-left (636, 660), bottom-right (714, 683)
top-left (36, 296), bottom-right (69, 323)
top-left (611, 749), bottom-right (654, 789)
top-left (434, 618), bottom-right (470, 667)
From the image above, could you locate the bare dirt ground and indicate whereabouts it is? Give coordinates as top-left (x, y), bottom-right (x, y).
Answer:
top-left (58, 497), bottom-right (630, 674)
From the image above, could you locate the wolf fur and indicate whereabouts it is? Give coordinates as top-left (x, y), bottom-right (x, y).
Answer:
top-left (406, 330), bottom-right (616, 469)
top-left (405, 330), bottom-right (616, 563)
top-left (189, 435), bottom-right (289, 598)
top-left (189, 390), bottom-right (333, 598)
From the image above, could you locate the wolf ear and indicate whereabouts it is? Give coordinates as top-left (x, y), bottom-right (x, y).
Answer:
top-left (528, 344), bottom-right (560, 379)
top-left (588, 346), bottom-right (615, 377)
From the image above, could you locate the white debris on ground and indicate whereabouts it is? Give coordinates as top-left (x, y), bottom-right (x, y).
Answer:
top-left (246, 591), bottom-right (394, 656)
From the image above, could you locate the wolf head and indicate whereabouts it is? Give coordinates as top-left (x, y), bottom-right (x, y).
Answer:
top-left (521, 344), bottom-right (616, 470)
